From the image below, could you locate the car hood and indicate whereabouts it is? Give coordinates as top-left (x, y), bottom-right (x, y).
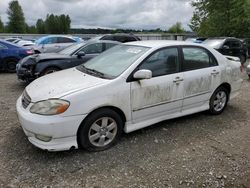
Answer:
top-left (19, 53), bottom-right (71, 66)
top-left (35, 53), bottom-right (71, 62)
top-left (26, 68), bottom-right (108, 102)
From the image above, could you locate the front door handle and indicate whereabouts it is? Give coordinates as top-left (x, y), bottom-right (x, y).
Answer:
top-left (173, 77), bottom-right (184, 84)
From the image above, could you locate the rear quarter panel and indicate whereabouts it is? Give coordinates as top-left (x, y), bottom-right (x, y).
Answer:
top-left (209, 47), bottom-right (242, 96)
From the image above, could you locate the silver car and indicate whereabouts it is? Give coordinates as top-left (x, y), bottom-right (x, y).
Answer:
top-left (33, 35), bottom-right (82, 53)
top-left (247, 63), bottom-right (250, 78)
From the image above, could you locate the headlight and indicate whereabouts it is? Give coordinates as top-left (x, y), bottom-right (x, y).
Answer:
top-left (30, 99), bottom-right (70, 115)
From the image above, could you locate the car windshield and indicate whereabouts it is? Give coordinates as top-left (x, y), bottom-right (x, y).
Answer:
top-left (203, 39), bottom-right (224, 49)
top-left (58, 42), bottom-right (85, 55)
top-left (77, 45), bottom-right (150, 78)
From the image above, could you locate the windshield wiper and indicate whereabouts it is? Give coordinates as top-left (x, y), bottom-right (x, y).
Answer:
top-left (80, 65), bottom-right (106, 78)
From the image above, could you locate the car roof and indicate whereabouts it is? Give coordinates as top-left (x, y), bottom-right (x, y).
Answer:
top-left (87, 39), bottom-right (121, 44)
top-left (206, 37), bottom-right (240, 41)
top-left (0, 39), bottom-right (22, 48)
top-left (124, 40), bottom-right (203, 48)
top-left (37, 35), bottom-right (77, 41)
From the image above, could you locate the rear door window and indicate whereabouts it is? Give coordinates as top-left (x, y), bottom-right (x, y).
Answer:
top-left (58, 37), bottom-right (75, 43)
top-left (182, 47), bottom-right (216, 71)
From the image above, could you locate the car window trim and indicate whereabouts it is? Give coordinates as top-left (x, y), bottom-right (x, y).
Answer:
top-left (179, 45), bottom-right (219, 73)
top-left (126, 45), bottom-right (182, 82)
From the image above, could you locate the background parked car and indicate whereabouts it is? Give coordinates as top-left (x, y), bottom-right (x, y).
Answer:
top-left (0, 40), bottom-right (34, 73)
top-left (5, 37), bottom-right (22, 43)
top-left (185, 37), bottom-right (207, 43)
top-left (240, 38), bottom-right (250, 57)
top-left (16, 40), bottom-right (35, 47)
top-left (33, 35), bottom-right (82, 53)
top-left (246, 63), bottom-right (250, 78)
top-left (203, 37), bottom-right (247, 64)
top-left (16, 40), bottom-right (120, 81)
top-left (94, 33), bottom-right (141, 43)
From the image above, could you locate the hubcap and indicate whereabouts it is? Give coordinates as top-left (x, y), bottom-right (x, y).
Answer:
top-left (8, 62), bottom-right (16, 70)
top-left (88, 117), bottom-right (117, 147)
top-left (213, 91), bottom-right (227, 112)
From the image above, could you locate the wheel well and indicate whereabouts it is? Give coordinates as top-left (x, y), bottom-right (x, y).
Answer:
top-left (34, 50), bottom-right (41, 54)
top-left (76, 106), bottom-right (127, 148)
top-left (41, 66), bottom-right (61, 74)
top-left (4, 57), bottom-right (19, 63)
top-left (218, 83), bottom-right (231, 94)
top-left (82, 106), bottom-right (126, 125)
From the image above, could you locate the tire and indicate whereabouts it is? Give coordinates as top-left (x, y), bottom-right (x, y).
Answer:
top-left (209, 86), bottom-right (229, 115)
top-left (239, 55), bottom-right (246, 64)
top-left (5, 58), bottom-right (18, 73)
top-left (41, 67), bottom-right (60, 76)
top-left (78, 108), bottom-right (123, 151)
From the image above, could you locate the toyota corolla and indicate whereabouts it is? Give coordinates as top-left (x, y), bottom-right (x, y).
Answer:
top-left (16, 41), bottom-right (243, 152)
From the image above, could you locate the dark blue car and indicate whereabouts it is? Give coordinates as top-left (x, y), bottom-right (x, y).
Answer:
top-left (0, 40), bottom-right (33, 72)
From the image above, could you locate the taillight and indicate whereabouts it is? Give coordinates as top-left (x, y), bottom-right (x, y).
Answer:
top-left (240, 64), bottom-right (244, 73)
top-left (26, 49), bottom-right (34, 55)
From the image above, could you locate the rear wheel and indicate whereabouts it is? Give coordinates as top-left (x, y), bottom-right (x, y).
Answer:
top-left (78, 108), bottom-right (123, 151)
top-left (41, 67), bottom-right (60, 76)
top-left (209, 87), bottom-right (229, 115)
top-left (5, 58), bottom-right (18, 73)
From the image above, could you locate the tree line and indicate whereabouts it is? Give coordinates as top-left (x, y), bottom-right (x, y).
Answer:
top-left (190, 0), bottom-right (250, 38)
top-left (0, 0), bottom-right (71, 34)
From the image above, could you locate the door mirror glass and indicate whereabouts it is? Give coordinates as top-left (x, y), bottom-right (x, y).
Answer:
top-left (133, 69), bottom-right (152, 80)
top-left (77, 51), bottom-right (85, 58)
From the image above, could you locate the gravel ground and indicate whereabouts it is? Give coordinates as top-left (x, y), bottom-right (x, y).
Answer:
top-left (0, 66), bottom-right (250, 188)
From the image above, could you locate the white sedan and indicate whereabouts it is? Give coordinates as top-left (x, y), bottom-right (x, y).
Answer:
top-left (16, 41), bottom-right (243, 151)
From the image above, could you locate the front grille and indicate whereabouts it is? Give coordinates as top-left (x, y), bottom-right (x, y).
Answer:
top-left (22, 90), bottom-right (31, 109)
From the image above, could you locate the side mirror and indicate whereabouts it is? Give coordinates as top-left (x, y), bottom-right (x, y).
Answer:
top-left (133, 69), bottom-right (152, 80)
top-left (77, 51), bottom-right (86, 58)
top-left (223, 45), bottom-right (230, 50)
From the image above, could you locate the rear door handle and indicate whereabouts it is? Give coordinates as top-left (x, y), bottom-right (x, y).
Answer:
top-left (211, 70), bottom-right (220, 76)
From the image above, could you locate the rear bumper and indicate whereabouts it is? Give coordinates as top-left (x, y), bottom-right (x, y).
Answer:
top-left (230, 78), bottom-right (243, 100)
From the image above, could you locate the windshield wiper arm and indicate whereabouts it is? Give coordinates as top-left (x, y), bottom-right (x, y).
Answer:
top-left (81, 65), bottom-right (105, 78)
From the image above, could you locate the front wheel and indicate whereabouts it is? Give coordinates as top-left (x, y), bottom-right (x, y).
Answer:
top-left (6, 59), bottom-right (18, 73)
top-left (209, 87), bottom-right (229, 115)
top-left (78, 109), bottom-right (123, 151)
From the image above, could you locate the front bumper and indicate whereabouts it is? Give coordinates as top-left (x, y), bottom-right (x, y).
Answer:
top-left (16, 97), bottom-right (87, 151)
top-left (16, 63), bottom-right (36, 81)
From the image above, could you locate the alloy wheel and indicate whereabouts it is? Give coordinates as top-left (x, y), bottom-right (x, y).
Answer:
top-left (88, 117), bottom-right (118, 147)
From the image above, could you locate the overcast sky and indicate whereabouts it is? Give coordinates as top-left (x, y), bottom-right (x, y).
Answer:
top-left (0, 0), bottom-right (194, 30)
